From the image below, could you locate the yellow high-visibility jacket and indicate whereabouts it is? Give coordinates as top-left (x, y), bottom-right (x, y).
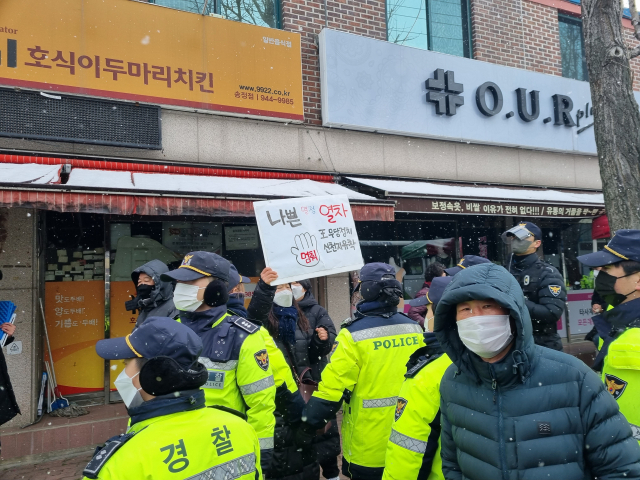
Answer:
top-left (304, 312), bottom-right (423, 478)
top-left (383, 351), bottom-right (452, 480)
top-left (178, 311), bottom-right (276, 451)
top-left (82, 404), bottom-right (262, 480)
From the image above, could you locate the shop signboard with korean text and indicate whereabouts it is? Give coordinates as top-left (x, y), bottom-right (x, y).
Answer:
top-left (319, 29), bottom-right (640, 155)
top-left (396, 198), bottom-right (606, 218)
top-left (254, 195), bottom-right (364, 285)
top-left (0, 0), bottom-right (303, 122)
top-left (567, 290), bottom-right (596, 335)
top-left (44, 281), bottom-right (105, 395)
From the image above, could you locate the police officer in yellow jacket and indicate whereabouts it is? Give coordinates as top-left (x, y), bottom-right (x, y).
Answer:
top-left (383, 276), bottom-right (454, 480)
top-left (161, 252), bottom-right (276, 473)
top-left (301, 263), bottom-right (423, 480)
top-left (83, 316), bottom-right (262, 480)
top-left (578, 230), bottom-right (640, 443)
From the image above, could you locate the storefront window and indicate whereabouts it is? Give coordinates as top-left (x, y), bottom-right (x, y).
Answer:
top-left (147, 0), bottom-right (280, 29)
top-left (356, 219), bottom-right (458, 298)
top-left (44, 212), bottom-right (265, 401)
top-left (559, 14), bottom-right (588, 81)
top-left (386, 0), bottom-right (472, 58)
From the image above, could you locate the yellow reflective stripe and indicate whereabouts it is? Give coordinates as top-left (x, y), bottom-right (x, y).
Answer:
top-left (425, 291), bottom-right (432, 304)
top-left (605, 245), bottom-right (629, 260)
top-left (125, 334), bottom-right (143, 357)
top-left (179, 264), bottom-right (212, 276)
top-left (175, 314), bottom-right (229, 327)
top-left (457, 263), bottom-right (466, 269)
top-left (212, 313), bottom-right (230, 329)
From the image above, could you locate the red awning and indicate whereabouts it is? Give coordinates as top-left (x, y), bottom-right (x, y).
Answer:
top-left (0, 190), bottom-right (393, 221)
top-left (0, 160), bottom-right (395, 221)
top-left (592, 215), bottom-right (611, 240)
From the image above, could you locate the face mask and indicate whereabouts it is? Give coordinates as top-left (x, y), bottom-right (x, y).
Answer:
top-left (511, 238), bottom-right (533, 255)
top-left (114, 369), bottom-right (144, 409)
top-left (456, 314), bottom-right (513, 359)
top-left (595, 270), bottom-right (638, 308)
top-left (274, 289), bottom-right (293, 307)
top-left (291, 285), bottom-right (305, 301)
top-left (174, 283), bottom-right (204, 312)
top-left (136, 283), bottom-right (154, 299)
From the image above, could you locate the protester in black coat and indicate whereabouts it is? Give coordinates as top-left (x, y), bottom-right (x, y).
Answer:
top-left (291, 279), bottom-right (337, 380)
top-left (0, 322), bottom-right (20, 426)
top-left (246, 269), bottom-right (321, 480)
top-left (291, 279), bottom-right (341, 480)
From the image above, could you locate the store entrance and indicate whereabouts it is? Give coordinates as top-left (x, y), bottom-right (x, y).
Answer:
top-left (43, 212), bottom-right (266, 404)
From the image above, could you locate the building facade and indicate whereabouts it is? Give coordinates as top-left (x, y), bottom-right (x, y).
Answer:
top-left (0, 0), bottom-right (633, 446)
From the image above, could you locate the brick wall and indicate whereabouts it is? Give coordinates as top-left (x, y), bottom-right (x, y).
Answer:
top-left (470, 0), bottom-right (561, 75)
top-left (623, 27), bottom-right (640, 91)
top-left (285, 0), bottom-right (640, 125)
top-left (281, 0), bottom-right (386, 125)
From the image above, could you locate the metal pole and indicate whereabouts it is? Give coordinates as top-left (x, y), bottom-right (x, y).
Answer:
top-left (202, 0), bottom-right (210, 15)
top-left (103, 216), bottom-right (111, 405)
top-left (561, 251), bottom-right (571, 344)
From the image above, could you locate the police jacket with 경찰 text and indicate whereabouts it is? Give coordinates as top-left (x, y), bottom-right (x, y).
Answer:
top-left (382, 332), bottom-right (451, 480)
top-left (82, 389), bottom-right (262, 480)
top-left (434, 263), bottom-right (640, 480)
top-left (177, 305), bottom-right (276, 454)
top-left (508, 253), bottom-right (566, 336)
top-left (303, 303), bottom-right (423, 480)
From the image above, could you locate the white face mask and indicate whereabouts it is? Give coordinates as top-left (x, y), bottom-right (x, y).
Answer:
top-left (174, 283), bottom-right (205, 312)
top-left (291, 285), bottom-right (305, 301)
top-left (456, 314), bottom-right (513, 359)
top-left (114, 368), bottom-right (144, 409)
top-left (274, 289), bottom-right (293, 307)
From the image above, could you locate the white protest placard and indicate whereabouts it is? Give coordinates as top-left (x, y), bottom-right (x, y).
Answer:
top-left (254, 195), bottom-right (364, 285)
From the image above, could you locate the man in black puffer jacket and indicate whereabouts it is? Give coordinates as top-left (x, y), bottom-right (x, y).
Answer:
top-left (435, 263), bottom-right (640, 480)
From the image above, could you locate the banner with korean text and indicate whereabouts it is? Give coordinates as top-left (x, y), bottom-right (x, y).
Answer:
top-left (0, 0), bottom-right (303, 121)
top-left (254, 195), bottom-right (364, 285)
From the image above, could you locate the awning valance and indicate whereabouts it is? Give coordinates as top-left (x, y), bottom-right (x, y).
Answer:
top-left (346, 177), bottom-right (605, 219)
top-left (0, 163), bottom-right (394, 221)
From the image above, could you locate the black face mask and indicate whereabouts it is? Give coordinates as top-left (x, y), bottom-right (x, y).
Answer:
top-left (595, 270), bottom-right (637, 308)
top-left (136, 283), bottom-right (155, 299)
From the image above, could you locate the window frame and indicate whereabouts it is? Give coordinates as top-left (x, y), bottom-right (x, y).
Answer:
top-left (142, 0), bottom-right (282, 29)
top-left (385, 0), bottom-right (473, 58)
top-left (558, 12), bottom-right (588, 82)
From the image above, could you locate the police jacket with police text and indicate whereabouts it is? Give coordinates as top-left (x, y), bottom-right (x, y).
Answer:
top-left (303, 303), bottom-right (423, 478)
top-left (509, 253), bottom-right (566, 335)
top-left (82, 389), bottom-right (262, 480)
top-left (178, 305), bottom-right (276, 452)
top-left (434, 263), bottom-right (640, 480)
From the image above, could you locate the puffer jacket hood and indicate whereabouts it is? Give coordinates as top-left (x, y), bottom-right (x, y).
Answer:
top-left (132, 260), bottom-right (174, 305)
top-left (435, 263), bottom-right (535, 386)
top-left (132, 260), bottom-right (179, 328)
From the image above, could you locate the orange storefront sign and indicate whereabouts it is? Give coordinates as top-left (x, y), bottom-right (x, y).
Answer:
top-left (44, 281), bottom-right (105, 395)
top-left (0, 0), bottom-right (303, 121)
